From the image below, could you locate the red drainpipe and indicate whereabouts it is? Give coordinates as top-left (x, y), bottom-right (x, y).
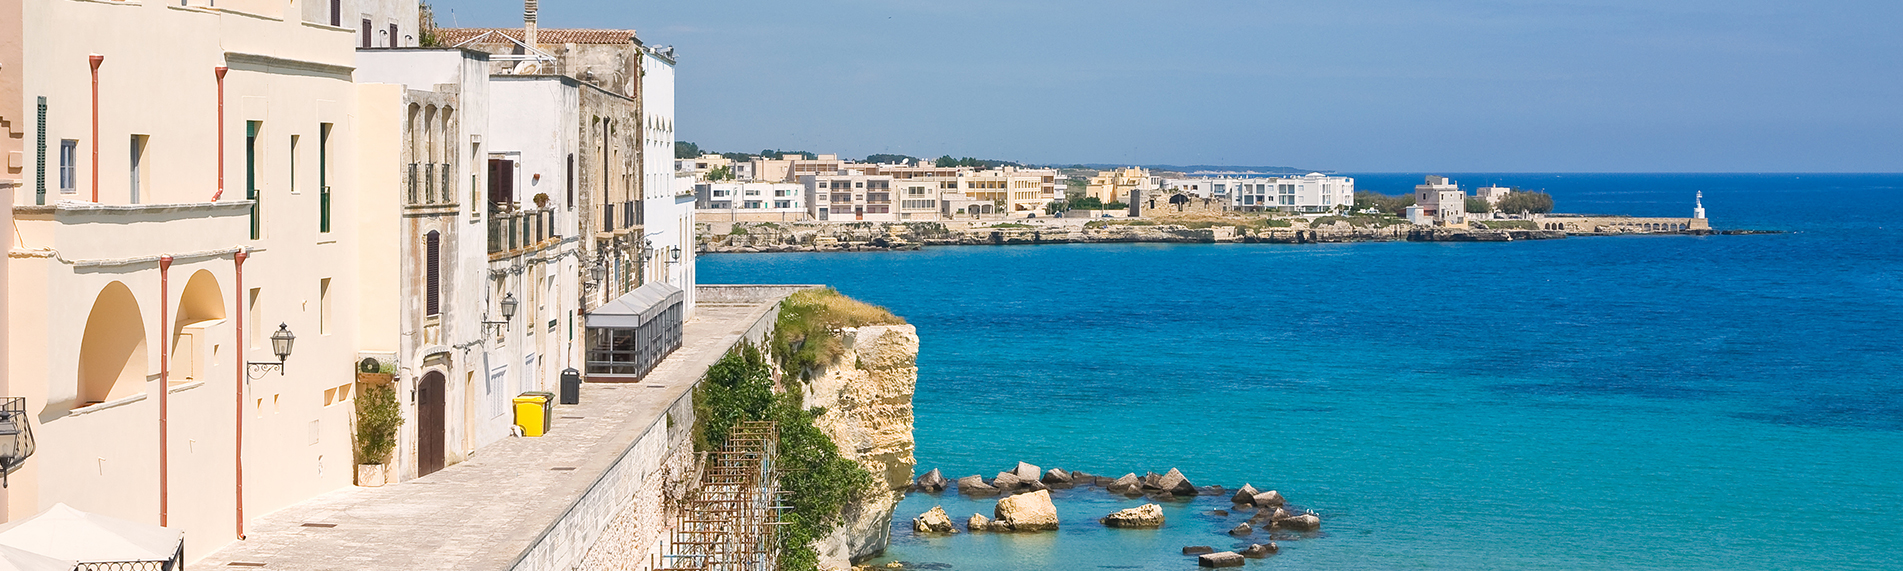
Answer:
top-left (158, 255), bottom-right (172, 527)
top-left (89, 54), bottom-right (102, 203)
top-left (233, 250), bottom-right (247, 539)
top-left (213, 67), bottom-right (227, 201)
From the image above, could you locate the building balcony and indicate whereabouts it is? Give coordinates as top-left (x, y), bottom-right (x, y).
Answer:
top-left (488, 207), bottom-right (557, 255)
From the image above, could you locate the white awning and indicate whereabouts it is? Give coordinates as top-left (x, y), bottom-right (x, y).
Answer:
top-left (0, 545), bottom-right (73, 571)
top-left (586, 282), bottom-right (684, 328)
top-left (0, 503), bottom-right (180, 564)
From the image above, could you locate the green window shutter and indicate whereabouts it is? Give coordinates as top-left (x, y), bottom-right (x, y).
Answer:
top-left (247, 122), bottom-right (260, 240)
top-left (319, 124), bottom-right (331, 233)
top-left (35, 97), bottom-right (46, 205)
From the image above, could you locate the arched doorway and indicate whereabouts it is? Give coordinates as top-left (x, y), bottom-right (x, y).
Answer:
top-left (417, 371), bottom-right (447, 476)
top-left (77, 282), bottom-right (148, 409)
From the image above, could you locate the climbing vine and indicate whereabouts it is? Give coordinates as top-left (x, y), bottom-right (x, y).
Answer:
top-left (693, 343), bottom-right (874, 571)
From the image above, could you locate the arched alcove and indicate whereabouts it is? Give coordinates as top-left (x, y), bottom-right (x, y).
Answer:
top-left (77, 282), bottom-right (148, 407)
top-left (173, 270), bottom-right (227, 384)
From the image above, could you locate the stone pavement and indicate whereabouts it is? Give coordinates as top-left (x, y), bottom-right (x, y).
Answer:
top-left (197, 297), bottom-right (787, 570)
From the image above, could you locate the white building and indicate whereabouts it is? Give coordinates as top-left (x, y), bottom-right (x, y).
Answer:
top-left (696, 182), bottom-right (808, 222)
top-left (1163, 173), bottom-right (1355, 213)
top-left (638, 45), bottom-right (695, 316)
top-left (1415, 175), bottom-right (1465, 225)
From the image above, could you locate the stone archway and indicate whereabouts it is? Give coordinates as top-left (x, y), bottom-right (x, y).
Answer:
top-left (173, 270), bottom-right (227, 384)
top-left (77, 282), bottom-right (148, 408)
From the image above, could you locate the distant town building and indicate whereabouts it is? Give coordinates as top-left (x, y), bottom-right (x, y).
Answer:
top-left (1162, 173), bottom-right (1355, 213)
top-left (1473, 186), bottom-right (1513, 209)
top-left (1086, 167), bottom-right (1156, 205)
top-left (1414, 175), bottom-right (1466, 225)
top-left (697, 182), bottom-right (808, 222)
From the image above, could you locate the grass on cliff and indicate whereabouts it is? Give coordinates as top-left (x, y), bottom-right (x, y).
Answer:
top-left (772, 288), bottom-right (906, 383)
top-left (693, 343), bottom-right (875, 571)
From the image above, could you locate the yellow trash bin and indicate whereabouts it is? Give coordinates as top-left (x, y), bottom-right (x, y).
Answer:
top-left (513, 394), bottom-right (548, 437)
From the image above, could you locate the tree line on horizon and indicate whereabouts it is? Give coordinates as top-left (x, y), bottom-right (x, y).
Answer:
top-left (1354, 190), bottom-right (1555, 215)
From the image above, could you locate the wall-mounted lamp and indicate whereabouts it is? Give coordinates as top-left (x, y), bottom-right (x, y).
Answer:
top-left (483, 293), bottom-right (519, 333)
top-left (247, 323), bottom-right (297, 378)
top-left (667, 245), bottom-right (682, 263)
top-left (0, 397), bottom-right (36, 488)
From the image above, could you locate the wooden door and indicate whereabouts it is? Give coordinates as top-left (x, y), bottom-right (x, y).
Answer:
top-left (418, 371), bottom-right (446, 476)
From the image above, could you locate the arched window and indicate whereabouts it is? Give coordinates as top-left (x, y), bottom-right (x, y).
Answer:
top-left (425, 230), bottom-right (441, 316)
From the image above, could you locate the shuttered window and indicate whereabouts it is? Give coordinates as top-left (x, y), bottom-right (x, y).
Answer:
top-left (566, 154), bottom-right (575, 209)
top-left (487, 158), bottom-right (514, 207)
top-left (425, 230), bottom-right (441, 315)
top-left (35, 97), bottom-right (46, 205)
top-left (247, 122), bottom-right (260, 239)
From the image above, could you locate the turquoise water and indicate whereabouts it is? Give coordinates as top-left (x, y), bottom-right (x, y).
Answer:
top-left (699, 174), bottom-right (1903, 570)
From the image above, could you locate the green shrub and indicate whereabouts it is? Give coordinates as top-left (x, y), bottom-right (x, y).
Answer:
top-left (771, 288), bottom-right (905, 383)
top-left (353, 382), bottom-right (404, 465)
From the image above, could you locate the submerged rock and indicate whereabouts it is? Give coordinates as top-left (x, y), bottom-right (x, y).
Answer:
top-left (1041, 468), bottom-right (1072, 485)
top-left (957, 475), bottom-right (998, 496)
top-left (1198, 552), bottom-right (1245, 568)
top-left (1240, 543), bottom-right (1278, 558)
top-left (993, 489), bottom-right (1060, 531)
top-left (912, 506), bottom-right (956, 534)
top-left (1182, 546), bottom-right (1215, 555)
top-left (1227, 522), bottom-right (1253, 537)
top-left (1099, 504), bottom-right (1165, 528)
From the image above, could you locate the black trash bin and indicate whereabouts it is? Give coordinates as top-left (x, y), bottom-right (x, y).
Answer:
top-left (560, 368), bottom-right (582, 405)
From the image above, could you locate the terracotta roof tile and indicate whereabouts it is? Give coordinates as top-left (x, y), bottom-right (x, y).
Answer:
top-left (437, 28), bottom-right (637, 46)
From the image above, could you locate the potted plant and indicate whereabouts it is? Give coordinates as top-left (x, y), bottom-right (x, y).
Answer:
top-left (353, 381), bottom-right (404, 487)
top-left (533, 193), bottom-right (550, 209)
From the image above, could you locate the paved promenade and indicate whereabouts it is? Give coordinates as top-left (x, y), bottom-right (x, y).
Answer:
top-left (198, 297), bottom-right (785, 570)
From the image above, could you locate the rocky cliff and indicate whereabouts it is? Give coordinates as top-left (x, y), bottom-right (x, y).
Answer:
top-left (800, 325), bottom-right (919, 569)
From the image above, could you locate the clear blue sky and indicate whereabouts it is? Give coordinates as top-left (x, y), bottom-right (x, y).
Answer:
top-left (435, 0), bottom-right (1902, 172)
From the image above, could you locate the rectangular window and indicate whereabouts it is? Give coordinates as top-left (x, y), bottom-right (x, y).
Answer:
top-left (289, 134), bottom-right (299, 194)
top-left (246, 122), bottom-right (261, 239)
top-left (129, 135), bottom-right (147, 204)
top-left (361, 19), bottom-right (372, 48)
top-left (59, 139), bottom-right (77, 194)
top-left (425, 231), bottom-right (441, 315)
top-left (36, 97), bottom-right (47, 204)
top-left (566, 154), bottom-right (575, 208)
top-left (329, 0), bottom-right (339, 26)
top-left (319, 278), bottom-right (332, 334)
top-left (389, 24), bottom-right (398, 47)
top-left (319, 124), bottom-right (332, 233)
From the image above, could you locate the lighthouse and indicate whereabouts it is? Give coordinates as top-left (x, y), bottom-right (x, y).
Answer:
top-left (1693, 191), bottom-right (1706, 220)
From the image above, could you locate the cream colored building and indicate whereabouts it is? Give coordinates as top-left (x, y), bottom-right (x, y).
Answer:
top-left (5, 0), bottom-right (387, 561)
top-left (1415, 175), bottom-right (1466, 225)
top-left (1086, 167), bottom-right (1154, 205)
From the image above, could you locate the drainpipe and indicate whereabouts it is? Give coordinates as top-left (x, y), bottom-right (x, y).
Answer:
top-left (233, 250), bottom-right (247, 539)
top-left (158, 256), bottom-right (172, 527)
top-left (213, 67), bottom-right (228, 201)
top-left (89, 55), bottom-right (102, 203)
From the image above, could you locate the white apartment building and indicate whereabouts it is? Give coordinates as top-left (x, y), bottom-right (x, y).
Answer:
top-left (697, 182), bottom-right (807, 222)
top-left (1164, 173), bottom-right (1355, 213)
top-left (1414, 175), bottom-right (1466, 225)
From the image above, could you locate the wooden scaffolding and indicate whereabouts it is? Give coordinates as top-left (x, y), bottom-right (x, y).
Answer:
top-left (656, 421), bottom-right (784, 571)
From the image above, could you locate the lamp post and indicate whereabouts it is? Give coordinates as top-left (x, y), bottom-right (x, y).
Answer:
top-left (483, 293), bottom-right (518, 333)
top-left (246, 323), bottom-right (297, 378)
top-left (0, 397), bottom-right (35, 488)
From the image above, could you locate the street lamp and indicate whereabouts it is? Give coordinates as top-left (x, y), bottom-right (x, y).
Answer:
top-left (0, 397), bottom-right (35, 488)
top-left (483, 293), bottom-right (518, 333)
top-left (247, 323), bottom-right (296, 377)
top-left (668, 245), bottom-right (682, 263)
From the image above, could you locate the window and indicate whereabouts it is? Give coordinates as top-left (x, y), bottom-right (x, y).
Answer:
top-left (425, 231), bottom-right (441, 315)
top-left (247, 288), bottom-right (262, 349)
top-left (319, 278), bottom-right (332, 334)
top-left (389, 24), bottom-right (398, 47)
top-left (360, 19), bottom-right (372, 48)
top-left (566, 154), bottom-right (575, 208)
top-left (58, 139), bottom-right (77, 194)
top-left (247, 122), bottom-right (261, 239)
top-left (319, 124), bottom-right (332, 232)
top-left (329, 0), bottom-right (339, 26)
top-left (774, 200), bottom-right (791, 208)
top-left (129, 135), bottom-right (147, 204)
top-left (289, 134), bottom-right (300, 194)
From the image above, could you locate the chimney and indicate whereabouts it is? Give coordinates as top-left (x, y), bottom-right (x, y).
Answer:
top-left (524, 0), bottom-right (538, 48)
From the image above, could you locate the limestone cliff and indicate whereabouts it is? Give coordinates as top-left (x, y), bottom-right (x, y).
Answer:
top-left (800, 325), bottom-right (919, 569)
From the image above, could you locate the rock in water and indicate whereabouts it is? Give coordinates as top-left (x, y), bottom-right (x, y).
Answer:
top-left (1231, 484), bottom-right (1260, 505)
top-left (1276, 513), bottom-right (1321, 531)
top-left (967, 513), bottom-right (992, 532)
top-left (1157, 468), bottom-right (1197, 496)
top-left (912, 506), bottom-right (957, 533)
top-left (993, 489), bottom-right (1060, 531)
top-left (1070, 470), bottom-right (1096, 483)
top-left (1198, 552), bottom-right (1245, 568)
top-left (915, 469), bottom-right (949, 493)
top-left (1041, 468), bottom-right (1073, 485)
top-left (1014, 461), bottom-right (1043, 482)
top-left (1140, 472), bottom-right (1164, 490)
top-left (1107, 473), bottom-right (1143, 495)
top-left (1100, 504), bottom-right (1166, 528)
top-left (1182, 546), bottom-right (1215, 555)
top-left (1227, 522), bottom-right (1253, 537)
top-left (992, 471), bottom-right (1023, 490)
top-left (1251, 490), bottom-right (1286, 507)
top-left (957, 475), bottom-right (998, 496)
top-left (1241, 543), bottom-right (1278, 558)
top-left (1025, 479), bottom-right (1051, 492)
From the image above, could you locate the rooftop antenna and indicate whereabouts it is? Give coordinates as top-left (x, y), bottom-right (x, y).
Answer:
top-left (524, 0), bottom-right (537, 47)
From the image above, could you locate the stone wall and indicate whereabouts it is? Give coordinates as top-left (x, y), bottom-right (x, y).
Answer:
top-left (800, 326), bottom-right (920, 569)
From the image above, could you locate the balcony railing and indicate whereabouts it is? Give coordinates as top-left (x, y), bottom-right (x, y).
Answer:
top-left (407, 162), bottom-right (453, 205)
top-left (489, 207), bottom-right (556, 254)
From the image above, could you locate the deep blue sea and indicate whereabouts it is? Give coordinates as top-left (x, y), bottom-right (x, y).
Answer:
top-left (699, 174), bottom-right (1903, 570)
